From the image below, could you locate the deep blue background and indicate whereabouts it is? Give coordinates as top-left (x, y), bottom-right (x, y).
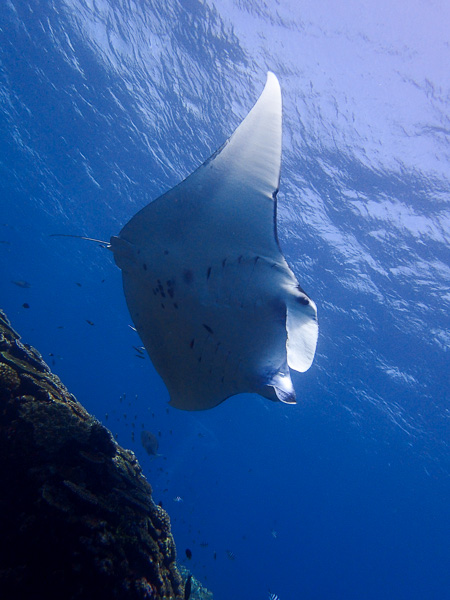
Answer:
top-left (1, 1), bottom-right (449, 599)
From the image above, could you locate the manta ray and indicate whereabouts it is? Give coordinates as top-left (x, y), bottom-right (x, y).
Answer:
top-left (55, 73), bottom-right (318, 409)
top-left (109, 72), bottom-right (318, 410)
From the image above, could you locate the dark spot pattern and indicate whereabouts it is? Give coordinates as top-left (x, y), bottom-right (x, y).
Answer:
top-left (157, 280), bottom-right (166, 297)
top-left (202, 324), bottom-right (213, 334)
top-left (190, 339), bottom-right (195, 349)
top-left (297, 296), bottom-right (310, 306)
top-left (183, 269), bottom-right (193, 284)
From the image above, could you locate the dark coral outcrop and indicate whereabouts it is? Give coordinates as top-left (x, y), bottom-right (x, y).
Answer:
top-left (0, 310), bottom-right (184, 599)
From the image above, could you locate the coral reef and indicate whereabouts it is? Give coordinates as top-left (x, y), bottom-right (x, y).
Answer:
top-left (0, 309), bottom-right (184, 599)
top-left (179, 565), bottom-right (214, 600)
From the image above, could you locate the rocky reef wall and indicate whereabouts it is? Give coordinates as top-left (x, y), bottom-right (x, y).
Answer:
top-left (0, 309), bottom-right (184, 599)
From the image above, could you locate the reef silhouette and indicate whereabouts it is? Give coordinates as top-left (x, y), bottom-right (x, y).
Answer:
top-left (0, 309), bottom-right (205, 599)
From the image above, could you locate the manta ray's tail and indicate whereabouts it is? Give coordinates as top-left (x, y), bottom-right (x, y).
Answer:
top-left (50, 233), bottom-right (110, 248)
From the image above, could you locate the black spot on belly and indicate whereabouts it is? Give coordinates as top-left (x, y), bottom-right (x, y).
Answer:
top-left (166, 279), bottom-right (175, 298)
top-left (297, 296), bottom-right (310, 306)
top-left (183, 269), bottom-right (194, 284)
top-left (202, 324), bottom-right (213, 334)
top-left (157, 280), bottom-right (166, 297)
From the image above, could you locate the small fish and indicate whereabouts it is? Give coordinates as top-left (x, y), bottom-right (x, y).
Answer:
top-left (86, 320), bottom-right (94, 326)
top-left (199, 541), bottom-right (208, 547)
top-left (271, 529), bottom-right (278, 539)
top-left (135, 354), bottom-right (145, 359)
top-left (184, 574), bottom-right (192, 600)
top-left (226, 549), bottom-right (235, 561)
top-left (268, 593), bottom-right (280, 600)
top-left (141, 430), bottom-right (159, 457)
top-left (11, 280), bottom-right (31, 288)
top-left (173, 496), bottom-right (183, 503)
top-left (134, 345), bottom-right (145, 354)
top-left (128, 324), bottom-right (137, 332)
top-left (22, 303), bottom-right (30, 309)
top-left (185, 548), bottom-right (192, 560)
top-left (75, 282), bottom-right (82, 287)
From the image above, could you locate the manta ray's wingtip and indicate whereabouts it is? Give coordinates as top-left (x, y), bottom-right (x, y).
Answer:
top-left (265, 71), bottom-right (280, 90)
top-left (264, 71), bottom-right (281, 96)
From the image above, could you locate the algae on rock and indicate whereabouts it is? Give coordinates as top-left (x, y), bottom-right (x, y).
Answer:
top-left (0, 309), bottom-right (185, 599)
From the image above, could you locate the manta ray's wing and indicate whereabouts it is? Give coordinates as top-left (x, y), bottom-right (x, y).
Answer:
top-left (111, 72), bottom-right (318, 410)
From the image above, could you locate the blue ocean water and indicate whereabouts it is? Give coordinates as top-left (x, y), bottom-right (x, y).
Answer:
top-left (1, 1), bottom-right (449, 599)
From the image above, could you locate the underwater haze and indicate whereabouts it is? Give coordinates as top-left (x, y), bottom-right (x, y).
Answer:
top-left (1, 1), bottom-right (449, 599)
